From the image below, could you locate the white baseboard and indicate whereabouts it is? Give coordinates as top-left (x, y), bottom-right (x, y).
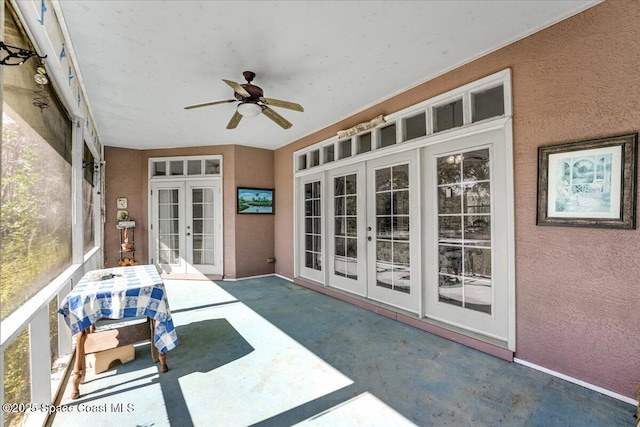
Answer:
top-left (274, 273), bottom-right (294, 282)
top-left (514, 358), bottom-right (638, 406)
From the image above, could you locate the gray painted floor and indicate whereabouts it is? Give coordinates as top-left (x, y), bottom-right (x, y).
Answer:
top-left (52, 276), bottom-right (636, 426)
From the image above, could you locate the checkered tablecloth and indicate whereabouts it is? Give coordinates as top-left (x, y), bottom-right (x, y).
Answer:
top-left (59, 265), bottom-right (178, 353)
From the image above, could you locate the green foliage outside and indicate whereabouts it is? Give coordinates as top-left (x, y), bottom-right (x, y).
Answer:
top-left (2, 116), bottom-right (72, 426)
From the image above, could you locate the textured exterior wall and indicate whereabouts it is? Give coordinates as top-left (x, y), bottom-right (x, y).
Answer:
top-left (273, 0), bottom-right (640, 398)
top-left (104, 147), bottom-right (145, 268)
top-left (105, 144), bottom-right (275, 279)
top-left (234, 145), bottom-right (275, 278)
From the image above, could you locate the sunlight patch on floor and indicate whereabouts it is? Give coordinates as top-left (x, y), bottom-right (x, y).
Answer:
top-left (175, 300), bottom-right (353, 426)
top-left (55, 280), bottom-right (359, 426)
top-left (294, 392), bottom-right (418, 426)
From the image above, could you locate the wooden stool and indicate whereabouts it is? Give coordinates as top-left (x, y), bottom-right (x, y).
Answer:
top-left (84, 321), bottom-right (151, 374)
top-left (70, 318), bottom-right (168, 399)
top-left (86, 344), bottom-right (135, 374)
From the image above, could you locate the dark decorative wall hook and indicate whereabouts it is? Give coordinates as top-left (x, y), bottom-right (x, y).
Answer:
top-left (0, 41), bottom-right (47, 66)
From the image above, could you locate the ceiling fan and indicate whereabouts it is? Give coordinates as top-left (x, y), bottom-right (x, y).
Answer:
top-left (184, 71), bottom-right (304, 130)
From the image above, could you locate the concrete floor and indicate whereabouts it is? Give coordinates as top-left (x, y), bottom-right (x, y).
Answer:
top-left (51, 276), bottom-right (635, 426)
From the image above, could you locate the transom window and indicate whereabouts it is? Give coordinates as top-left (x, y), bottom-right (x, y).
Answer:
top-left (151, 156), bottom-right (222, 178)
top-left (294, 69), bottom-right (510, 172)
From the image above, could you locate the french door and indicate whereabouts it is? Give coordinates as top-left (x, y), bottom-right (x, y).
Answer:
top-left (366, 152), bottom-right (419, 313)
top-left (328, 164), bottom-right (366, 296)
top-left (323, 152), bottom-right (419, 312)
top-left (151, 180), bottom-right (223, 275)
top-left (296, 130), bottom-right (512, 341)
top-left (423, 129), bottom-right (510, 341)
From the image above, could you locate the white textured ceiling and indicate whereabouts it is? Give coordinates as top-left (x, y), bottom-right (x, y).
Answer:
top-left (57, 0), bottom-right (599, 150)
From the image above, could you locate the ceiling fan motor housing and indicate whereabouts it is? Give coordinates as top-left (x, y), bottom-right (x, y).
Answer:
top-left (236, 83), bottom-right (263, 102)
top-left (243, 71), bottom-right (256, 82)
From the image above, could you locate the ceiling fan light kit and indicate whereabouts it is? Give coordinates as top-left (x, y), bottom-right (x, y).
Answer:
top-left (237, 102), bottom-right (262, 117)
top-left (185, 71), bottom-right (303, 130)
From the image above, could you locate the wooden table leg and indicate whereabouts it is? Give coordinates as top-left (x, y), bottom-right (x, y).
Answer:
top-left (150, 318), bottom-right (168, 372)
top-left (159, 352), bottom-right (168, 373)
top-left (149, 318), bottom-right (159, 363)
top-left (70, 330), bottom-right (87, 400)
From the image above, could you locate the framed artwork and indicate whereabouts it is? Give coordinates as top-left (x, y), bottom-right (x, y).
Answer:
top-left (116, 210), bottom-right (129, 221)
top-left (237, 187), bottom-right (274, 214)
top-left (537, 133), bottom-right (637, 229)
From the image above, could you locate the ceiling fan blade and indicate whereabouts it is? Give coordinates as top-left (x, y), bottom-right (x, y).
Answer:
top-left (226, 110), bottom-right (243, 129)
top-left (260, 97), bottom-right (304, 112)
top-left (262, 106), bottom-right (292, 129)
top-left (222, 79), bottom-right (250, 98)
top-left (184, 99), bottom-right (236, 110)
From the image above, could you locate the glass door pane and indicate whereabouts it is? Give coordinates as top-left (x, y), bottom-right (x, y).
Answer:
top-left (374, 165), bottom-right (410, 293)
top-left (437, 149), bottom-right (492, 314)
top-left (186, 181), bottom-right (222, 275)
top-left (298, 173), bottom-right (324, 283)
top-left (304, 181), bottom-right (322, 271)
top-left (334, 174), bottom-right (358, 279)
top-left (158, 188), bottom-right (180, 264)
top-left (328, 163), bottom-right (366, 296)
top-left (191, 187), bottom-right (215, 265)
top-left (367, 151), bottom-right (418, 313)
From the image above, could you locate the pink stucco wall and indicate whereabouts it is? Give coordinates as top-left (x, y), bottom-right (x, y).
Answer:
top-left (233, 145), bottom-right (275, 278)
top-left (273, 0), bottom-right (640, 399)
top-left (104, 144), bottom-right (274, 279)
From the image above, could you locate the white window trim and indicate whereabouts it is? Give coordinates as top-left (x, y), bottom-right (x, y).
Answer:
top-left (147, 156), bottom-right (224, 275)
top-left (149, 155), bottom-right (223, 180)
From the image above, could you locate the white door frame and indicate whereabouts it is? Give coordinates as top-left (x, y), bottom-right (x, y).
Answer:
top-left (150, 181), bottom-right (187, 274)
top-left (296, 172), bottom-right (325, 283)
top-left (149, 177), bottom-right (223, 275)
top-left (422, 127), bottom-right (514, 345)
top-left (185, 180), bottom-right (223, 275)
top-left (327, 163), bottom-right (367, 296)
top-left (366, 150), bottom-right (421, 313)
top-left (293, 119), bottom-right (515, 350)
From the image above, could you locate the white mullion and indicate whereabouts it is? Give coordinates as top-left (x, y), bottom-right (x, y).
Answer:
top-left (426, 107), bottom-right (434, 136)
top-left (463, 91), bottom-right (473, 125)
top-left (372, 127), bottom-right (380, 151)
top-left (321, 170), bottom-right (329, 286)
top-left (396, 117), bottom-right (404, 144)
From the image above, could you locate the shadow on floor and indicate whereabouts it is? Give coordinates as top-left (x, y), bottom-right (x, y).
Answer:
top-left (159, 318), bottom-right (254, 427)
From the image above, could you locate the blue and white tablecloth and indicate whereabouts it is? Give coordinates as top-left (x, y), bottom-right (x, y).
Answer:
top-left (58, 265), bottom-right (178, 353)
